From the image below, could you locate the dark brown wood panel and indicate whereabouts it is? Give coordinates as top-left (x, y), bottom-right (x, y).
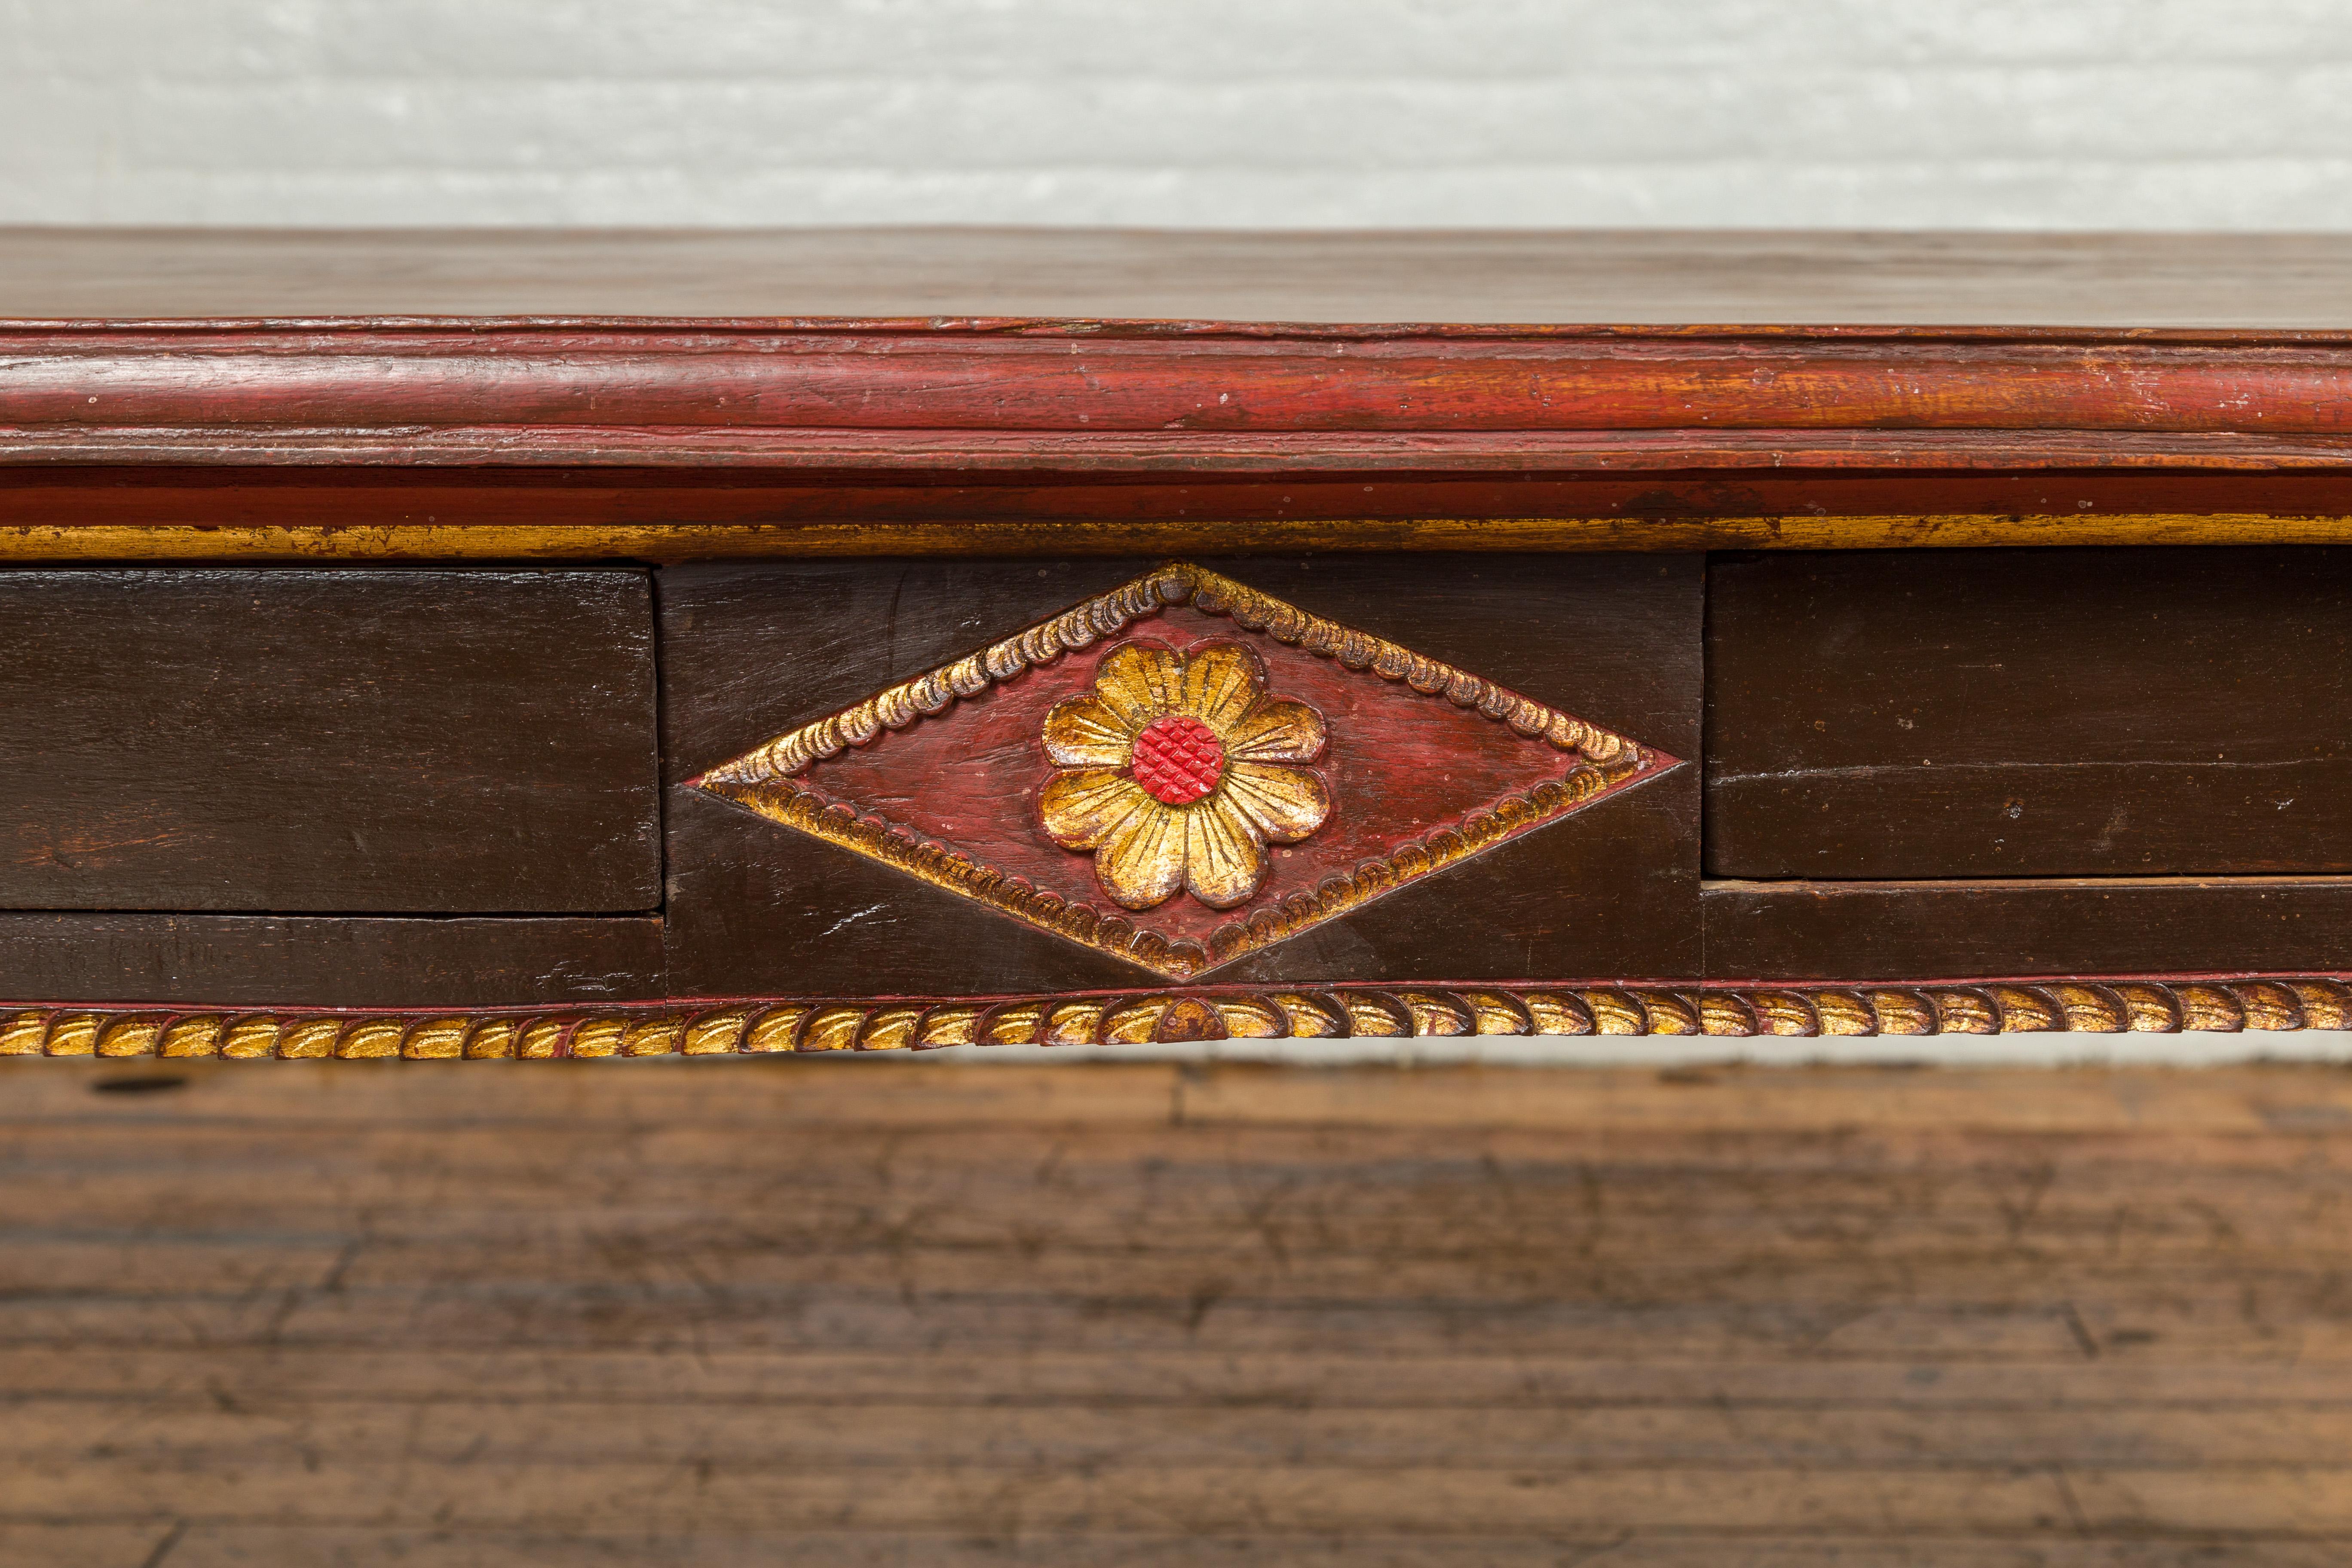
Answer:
top-left (1706, 548), bottom-right (2352, 879)
top-left (0, 915), bottom-right (662, 1007)
top-left (662, 556), bottom-right (1700, 996)
top-left (1706, 877), bottom-right (2352, 981)
top-left (0, 568), bottom-right (659, 912)
top-left (7, 1057), bottom-right (2352, 1559)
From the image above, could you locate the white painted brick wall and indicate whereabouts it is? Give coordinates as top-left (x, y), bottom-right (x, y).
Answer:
top-left (5, 0), bottom-right (2352, 228)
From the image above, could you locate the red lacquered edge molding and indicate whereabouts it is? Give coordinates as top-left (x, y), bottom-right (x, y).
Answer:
top-left (8, 320), bottom-right (2352, 471)
top-left (4, 977), bottom-right (2342, 1058)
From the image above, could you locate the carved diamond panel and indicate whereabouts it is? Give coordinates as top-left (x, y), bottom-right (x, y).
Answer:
top-left (692, 562), bottom-right (1678, 979)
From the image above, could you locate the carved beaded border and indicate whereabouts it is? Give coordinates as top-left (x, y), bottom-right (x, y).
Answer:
top-left (7, 979), bottom-right (2346, 1060)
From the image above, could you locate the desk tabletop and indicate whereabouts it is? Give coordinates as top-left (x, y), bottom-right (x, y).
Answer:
top-left (6, 226), bottom-right (2352, 328)
top-left (6, 228), bottom-right (2352, 560)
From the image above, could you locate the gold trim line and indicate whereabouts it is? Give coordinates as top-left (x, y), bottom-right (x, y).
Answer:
top-left (3, 514), bottom-right (2352, 561)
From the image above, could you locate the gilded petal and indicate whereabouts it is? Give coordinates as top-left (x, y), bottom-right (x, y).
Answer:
top-left (1096, 801), bottom-right (1188, 910)
top-left (1186, 799), bottom-right (1267, 909)
top-left (1093, 640), bottom-right (1187, 730)
top-left (1221, 762), bottom-right (1332, 843)
top-left (1223, 697), bottom-right (1326, 764)
top-left (1039, 769), bottom-right (1152, 850)
top-left (1041, 695), bottom-right (1137, 768)
top-left (1179, 641), bottom-right (1265, 732)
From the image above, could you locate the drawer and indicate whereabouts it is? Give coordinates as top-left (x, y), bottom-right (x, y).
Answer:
top-left (0, 568), bottom-right (660, 912)
top-left (8, 542), bottom-right (2347, 1011)
top-left (1705, 548), bottom-right (2352, 878)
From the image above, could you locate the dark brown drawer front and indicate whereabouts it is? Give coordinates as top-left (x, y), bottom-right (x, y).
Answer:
top-left (0, 914), bottom-right (663, 1006)
top-left (1705, 879), bottom-right (2352, 981)
top-left (0, 569), bottom-right (660, 913)
top-left (1706, 548), bottom-right (2352, 878)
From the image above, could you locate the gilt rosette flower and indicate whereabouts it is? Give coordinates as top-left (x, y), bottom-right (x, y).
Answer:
top-left (1038, 639), bottom-right (1331, 910)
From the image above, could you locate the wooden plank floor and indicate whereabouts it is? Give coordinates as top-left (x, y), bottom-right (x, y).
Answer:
top-left (6, 1058), bottom-right (2352, 1565)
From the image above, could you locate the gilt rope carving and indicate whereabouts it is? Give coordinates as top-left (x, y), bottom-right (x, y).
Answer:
top-left (6, 979), bottom-right (2343, 1061)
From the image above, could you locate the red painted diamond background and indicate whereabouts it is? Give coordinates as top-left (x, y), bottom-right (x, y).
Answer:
top-left (766, 598), bottom-right (1670, 954)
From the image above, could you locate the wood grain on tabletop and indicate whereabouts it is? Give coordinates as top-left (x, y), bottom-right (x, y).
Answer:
top-left (12, 227), bottom-right (2352, 326)
top-left (0, 569), bottom-right (660, 913)
top-left (8, 1057), bottom-right (2352, 1562)
top-left (1706, 547), bottom-right (2352, 879)
top-left (658, 554), bottom-right (1701, 996)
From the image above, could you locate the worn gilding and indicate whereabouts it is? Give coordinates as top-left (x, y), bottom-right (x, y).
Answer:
top-left (3, 980), bottom-right (2347, 1060)
top-left (9, 514), bottom-right (2352, 561)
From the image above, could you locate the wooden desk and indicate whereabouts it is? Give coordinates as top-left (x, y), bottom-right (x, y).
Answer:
top-left (6, 229), bottom-right (2352, 1050)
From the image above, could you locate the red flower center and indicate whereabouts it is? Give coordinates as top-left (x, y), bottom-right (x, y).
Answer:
top-left (1130, 714), bottom-right (1226, 805)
